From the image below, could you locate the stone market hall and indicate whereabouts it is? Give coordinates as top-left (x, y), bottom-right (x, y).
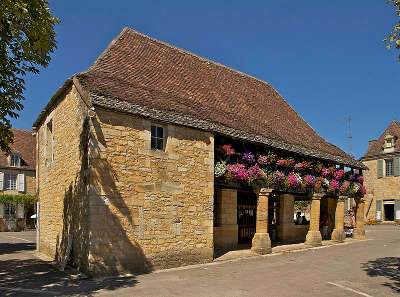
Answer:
top-left (33, 28), bottom-right (367, 276)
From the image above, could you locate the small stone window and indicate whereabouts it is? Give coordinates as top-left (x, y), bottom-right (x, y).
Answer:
top-left (386, 159), bottom-right (394, 177)
top-left (151, 125), bottom-right (165, 151)
top-left (46, 119), bottom-right (54, 163)
top-left (9, 154), bottom-right (20, 167)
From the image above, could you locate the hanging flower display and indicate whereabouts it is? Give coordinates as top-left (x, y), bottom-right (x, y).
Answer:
top-left (214, 144), bottom-right (366, 197)
top-left (226, 163), bottom-right (248, 180)
top-left (258, 151), bottom-right (277, 166)
top-left (221, 144), bottom-right (235, 155)
top-left (322, 168), bottom-right (330, 177)
top-left (315, 162), bottom-right (324, 173)
top-left (242, 152), bottom-right (255, 163)
top-left (334, 169), bottom-right (345, 180)
top-left (214, 162), bottom-right (226, 177)
top-left (303, 175), bottom-right (315, 187)
top-left (248, 164), bottom-right (263, 183)
top-left (339, 181), bottom-right (350, 195)
top-left (357, 175), bottom-right (364, 184)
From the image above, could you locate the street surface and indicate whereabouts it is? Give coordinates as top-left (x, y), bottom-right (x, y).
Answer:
top-left (0, 225), bottom-right (399, 296)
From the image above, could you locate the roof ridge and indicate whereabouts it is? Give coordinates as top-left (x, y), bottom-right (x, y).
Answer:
top-left (11, 128), bottom-right (33, 133)
top-left (87, 27), bottom-right (131, 72)
top-left (94, 27), bottom-right (274, 89)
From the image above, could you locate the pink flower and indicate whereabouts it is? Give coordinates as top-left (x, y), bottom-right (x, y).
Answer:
top-left (322, 168), bottom-right (330, 177)
top-left (248, 164), bottom-right (263, 181)
top-left (277, 159), bottom-right (286, 166)
top-left (357, 175), bottom-right (364, 184)
top-left (304, 175), bottom-right (315, 186)
top-left (330, 180), bottom-right (340, 190)
top-left (226, 164), bottom-right (248, 180)
top-left (288, 173), bottom-right (298, 187)
top-left (334, 169), bottom-right (345, 180)
top-left (361, 185), bottom-right (367, 195)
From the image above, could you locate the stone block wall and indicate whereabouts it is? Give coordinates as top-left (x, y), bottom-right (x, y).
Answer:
top-left (214, 189), bottom-right (238, 252)
top-left (87, 108), bottom-right (214, 275)
top-left (37, 84), bottom-right (89, 272)
top-left (363, 159), bottom-right (400, 220)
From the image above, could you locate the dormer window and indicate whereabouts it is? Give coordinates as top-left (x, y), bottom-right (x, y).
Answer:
top-left (10, 154), bottom-right (20, 167)
top-left (383, 135), bottom-right (395, 153)
top-left (384, 135), bottom-right (394, 148)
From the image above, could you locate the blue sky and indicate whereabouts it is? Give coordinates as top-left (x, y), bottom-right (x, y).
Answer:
top-left (15, 1), bottom-right (399, 159)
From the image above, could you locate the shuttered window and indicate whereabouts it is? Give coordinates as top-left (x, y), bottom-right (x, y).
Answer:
top-left (5, 174), bottom-right (17, 190)
top-left (394, 157), bottom-right (400, 177)
top-left (378, 159), bottom-right (383, 178)
top-left (386, 159), bottom-right (394, 176)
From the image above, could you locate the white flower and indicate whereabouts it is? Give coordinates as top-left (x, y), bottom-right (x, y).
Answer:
top-left (323, 178), bottom-right (330, 187)
top-left (295, 173), bottom-right (302, 184)
top-left (214, 162), bottom-right (226, 177)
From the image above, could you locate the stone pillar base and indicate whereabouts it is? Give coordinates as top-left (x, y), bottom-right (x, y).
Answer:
top-left (251, 233), bottom-right (272, 255)
top-left (305, 230), bottom-right (322, 246)
top-left (353, 228), bottom-right (366, 240)
top-left (331, 229), bottom-right (345, 242)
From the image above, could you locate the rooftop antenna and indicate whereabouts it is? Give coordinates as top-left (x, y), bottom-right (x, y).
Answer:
top-left (345, 115), bottom-right (354, 158)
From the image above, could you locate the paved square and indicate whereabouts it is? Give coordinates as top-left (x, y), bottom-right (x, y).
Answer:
top-left (0, 225), bottom-right (399, 296)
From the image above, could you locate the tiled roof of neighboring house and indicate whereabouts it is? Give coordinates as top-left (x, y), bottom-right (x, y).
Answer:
top-left (34, 27), bottom-right (365, 169)
top-left (362, 120), bottom-right (400, 159)
top-left (0, 128), bottom-right (35, 170)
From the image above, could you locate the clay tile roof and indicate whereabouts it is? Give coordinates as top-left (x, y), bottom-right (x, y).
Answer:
top-left (0, 128), bottom-right (35, 170)
top-left (362, 120), bottom-right (400, 159)
top-left (68, 27), bottom-right (362, 168)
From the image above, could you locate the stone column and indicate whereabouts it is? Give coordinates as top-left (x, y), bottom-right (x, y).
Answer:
top-left (331, 196), bottom-right (346, 242)
top-left (305, 193), bottom-right (323, 246)
top-left (251, 188), bottom-right (273, 255)
top-left (278, 194), bottom-right (295, 242)
top-left (353, 198), bottom-right (366, 240)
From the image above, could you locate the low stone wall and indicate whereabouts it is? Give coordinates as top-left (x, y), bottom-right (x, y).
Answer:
top-left (0, 218), bottom-right (25, 232)
top-left (214, 225), bottom-right (238, 251)
top-left (277, 224), bottom-right (309, 243)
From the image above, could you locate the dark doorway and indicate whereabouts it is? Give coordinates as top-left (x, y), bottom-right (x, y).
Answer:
top-left (384, 204), bottom-right (395, 221)
top-left (237, 191), bottom-right (257, 243)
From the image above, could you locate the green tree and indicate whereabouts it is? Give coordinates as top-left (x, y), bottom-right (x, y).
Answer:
top-left (384, 0), bottom-right (400, 61)
top-left (0, 0), bottom-right (59, 152)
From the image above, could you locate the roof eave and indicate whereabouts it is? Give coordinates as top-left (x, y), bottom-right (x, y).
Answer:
top-left (90, 93), bottom-right (367, 170)
top-left (32, 77), bottom-right (74, 129)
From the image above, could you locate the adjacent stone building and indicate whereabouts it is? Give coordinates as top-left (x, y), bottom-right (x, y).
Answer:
top-left (361, 120), bottom-right (400, 222)
top-left (33, 28), bottom-right (367, 276)
top-left (0, 128), bottom-right (36, 231)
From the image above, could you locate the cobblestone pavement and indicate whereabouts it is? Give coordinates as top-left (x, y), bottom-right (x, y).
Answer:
top-left (0, 225), bottom-right (399, 296)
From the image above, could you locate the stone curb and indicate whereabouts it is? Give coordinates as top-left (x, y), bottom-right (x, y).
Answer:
top-left (97, 238), bottom-right (371, 280)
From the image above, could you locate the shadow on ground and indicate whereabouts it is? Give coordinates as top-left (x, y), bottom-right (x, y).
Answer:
top-left (0, 255), bottom-right (138, 296)
top-left (362, 257), bottom-right (400, 293)
top-left (0, 242), bottom-right (35, 255)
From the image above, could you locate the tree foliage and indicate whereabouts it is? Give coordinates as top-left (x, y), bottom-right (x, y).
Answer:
top-left (384, 0), bottom-right (400, 61)
top-left (0, 0), bottom-right (59, 152)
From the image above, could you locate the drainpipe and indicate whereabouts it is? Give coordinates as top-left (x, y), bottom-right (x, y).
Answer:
top-left (33, 128), bottom-right (40, 251)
